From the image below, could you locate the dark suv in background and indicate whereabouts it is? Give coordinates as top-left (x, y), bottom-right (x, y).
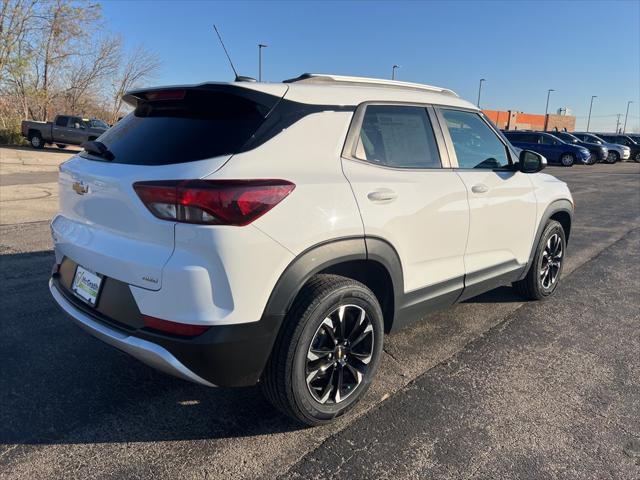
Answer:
top-left (502, 131), bottom-right (591, 166)
top-left (596, 134), bottom-right (640, 162)
top-left (549, 131), bottom-right (607, 164)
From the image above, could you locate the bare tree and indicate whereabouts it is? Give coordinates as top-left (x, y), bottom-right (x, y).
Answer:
top-left (64, 35), bottom-right (120, 113)
top-left (109, 45), bottom-right (159, 124)
top-left (0, 0), bottom-right (39, 74)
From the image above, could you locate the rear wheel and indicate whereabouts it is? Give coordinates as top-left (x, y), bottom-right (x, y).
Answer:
top-left (513, 220), bottom-right (566, 300)
top-left (262, 274), bottom-right (384, 426)
top-left (29, 133), bottom-right (44, 149)
top-left (560, 153), bottom-right (574, 167)
top-left (606, 151), bottom-right (619, 164)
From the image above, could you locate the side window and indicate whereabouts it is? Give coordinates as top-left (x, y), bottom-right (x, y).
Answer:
top-left (441, 109), bottom-right (510, 169)
top-left (70, 117), bottom-right (82, 128)
top-left (55, 116), bottom-right (68, 127)
top-left (355, 105), bottom-right (441, 168)
top-left (540, 135), bottom-right (556, 145)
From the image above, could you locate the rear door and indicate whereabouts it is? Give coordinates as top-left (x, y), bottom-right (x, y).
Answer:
top-left (54, 84), bottom-right (288, 291)
top-left (436, 108), bottom-right (537, 300)
top-left (342, 103), bottom-right (469, 302)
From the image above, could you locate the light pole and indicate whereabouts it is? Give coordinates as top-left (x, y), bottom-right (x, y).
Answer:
top-left (258, 44), bottom-right (267, 81)
top-left (392, 64), bottom-right (400, 80)
top-left (623, 101), bottom-right (634, 133)
top-left (615, 114), bottom-right (622, 133)
top-left (544, 89), bottom-right (554, 131)
top-left (586, 95), bottom-right (597, 132)
top-left (477, 78), bottom-right (486, 108)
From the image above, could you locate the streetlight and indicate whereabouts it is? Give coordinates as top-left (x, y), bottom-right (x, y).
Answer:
top-left (477, 78), bottom-right (486, 108)
top-left (391, 64), bottom-right (400, 80)
top-left (258, 44), bottom-right (268, 82)
top-left (623, 100), bottom-right (634, 134)
top-left (586, 95), bottom-right (597, 132)
top-left (544, 89), bottom-right (555, 131)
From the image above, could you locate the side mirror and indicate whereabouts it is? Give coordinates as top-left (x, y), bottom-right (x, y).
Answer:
top-left (519, 150), bottom-right (546, 173)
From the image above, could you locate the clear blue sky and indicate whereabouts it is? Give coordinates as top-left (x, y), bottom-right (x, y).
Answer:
top-left (101, 0), bottom-right (640, 132)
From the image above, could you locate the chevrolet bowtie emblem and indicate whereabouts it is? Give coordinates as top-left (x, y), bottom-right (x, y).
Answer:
top-left (72, 181), bottom-right (89, 195)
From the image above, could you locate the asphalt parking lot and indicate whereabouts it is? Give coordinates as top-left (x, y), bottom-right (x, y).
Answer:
top-left (1, 146), bottom-right (639, 479)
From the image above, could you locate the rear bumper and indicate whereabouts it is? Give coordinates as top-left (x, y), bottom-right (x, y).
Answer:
top-left (49, 276), bottom-right (283, 387)
top-left (50, 278), bottom-right (215, 386)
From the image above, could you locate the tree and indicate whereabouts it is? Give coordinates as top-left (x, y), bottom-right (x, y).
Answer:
top-left (109, 45), bottom-right (159, 124)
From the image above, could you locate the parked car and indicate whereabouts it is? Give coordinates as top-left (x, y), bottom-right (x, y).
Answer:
top-left (49, 74), bottom-right (574, 425)
top-left (595, 133), bottom-right (640, 162)
top-left (548, 131), bottom-right (607, 164)
top-left (502, 131), bottom-right (590, 166)
top-left (21, 115), bottom-right (109, 149)
top-left (572, 132), bottom-right (631, 163)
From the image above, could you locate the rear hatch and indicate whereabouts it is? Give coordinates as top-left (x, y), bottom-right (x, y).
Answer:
top-left (53, 83), bottom-right (288, 291)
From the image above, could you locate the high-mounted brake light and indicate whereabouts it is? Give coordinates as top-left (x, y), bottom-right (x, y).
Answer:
top-left (133, 179), bottom-right (295, 226)
top-left (142, 315), bottom-right (210, 337)
top-left (144, 90), bottom-right (186, 101)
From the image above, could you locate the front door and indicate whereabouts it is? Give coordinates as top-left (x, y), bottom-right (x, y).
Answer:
top-left (437, 108), bottom-right (537, 300)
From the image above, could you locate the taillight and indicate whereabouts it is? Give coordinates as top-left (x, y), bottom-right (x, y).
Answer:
top-left (143, 315), bottom-right (210, 337)
top-left (133, 179), bottom-right (295, 226)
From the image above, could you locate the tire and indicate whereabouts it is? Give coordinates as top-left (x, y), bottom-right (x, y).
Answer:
top-left (606, 151), bottom-right (619, 164)
top-left (29, 132), bottom-right (44, 149)
top-left (586, 153), bottom-right (597, 165)
top-left (261, 274), bottom-right (384, 426)
top-left (513, 220), bottom-right (566, 300)
top-left (634, 152), bottom-right (640, 163)
top-left (56, 144), bottom-right (66, 149)
top-left (560, 153), bottom-right (574, 167)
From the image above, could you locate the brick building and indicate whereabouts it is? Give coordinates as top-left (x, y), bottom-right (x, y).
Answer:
top-left (483, 109), bottom-right (576, 132)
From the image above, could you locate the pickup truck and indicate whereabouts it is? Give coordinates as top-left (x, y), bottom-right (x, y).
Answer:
top-left (21, 115), bottom-right (109, 149)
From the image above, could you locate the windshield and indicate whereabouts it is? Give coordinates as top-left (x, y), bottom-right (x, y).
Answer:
top-left (554, 132), bottom-right (578, 143)
top-left (589, 135), bottom-right (605, 143)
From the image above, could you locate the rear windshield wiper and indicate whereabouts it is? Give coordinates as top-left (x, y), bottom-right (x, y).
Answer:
top-left (82, 140), bottom-right (115, 161)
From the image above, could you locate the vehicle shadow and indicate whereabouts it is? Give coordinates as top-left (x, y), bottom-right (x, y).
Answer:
top-left (0, 250), bottom-right (303, 447)
top-left (463, 285), bottom-right (526, 304)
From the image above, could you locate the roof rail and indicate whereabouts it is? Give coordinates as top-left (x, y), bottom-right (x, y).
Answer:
top-left (283, 73), bottom-right (458, 97)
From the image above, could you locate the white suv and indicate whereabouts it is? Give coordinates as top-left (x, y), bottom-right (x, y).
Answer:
top-left (49, 74), bottom-right (574, 425)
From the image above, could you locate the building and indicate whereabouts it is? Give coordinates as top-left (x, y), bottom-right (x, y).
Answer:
top-left (483, 109), bottom-right (576, 132)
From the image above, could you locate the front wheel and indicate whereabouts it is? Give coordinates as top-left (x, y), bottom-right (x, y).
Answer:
top-left (513, 220), bottom-right (566, 300)
top-left (606, 151), bottom-right (619, 164)
top-left (262, 274), bottom-right (384, 426)
top-left (634, 152), bottom-right (640, 163)
top-left (560, 153), bottom-right (575, 167)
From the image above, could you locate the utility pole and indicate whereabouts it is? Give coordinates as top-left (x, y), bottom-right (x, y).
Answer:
top-left (477, 78), bottom-right (486, 108)
top-left (586, 95), bottom-right (597, 132)
top-left (392, 64), bottom-right (400, 80)
top-left (615, 114), bottom-right (622, 133)
top-left (258, 44), bottom-right (267, 81)
top-left (623, 101), bottom-right (634, 134)
top-left (544, 89), bottom-right (554, 131)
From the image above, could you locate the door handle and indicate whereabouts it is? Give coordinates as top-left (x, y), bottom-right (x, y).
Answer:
top-left (367, 189), bottom-right (398, 203)
top-left (471, 183), bottom-right (489, 194)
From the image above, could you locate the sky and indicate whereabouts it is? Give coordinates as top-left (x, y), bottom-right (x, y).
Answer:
top-left (101, 0), bottom-right (640, 132)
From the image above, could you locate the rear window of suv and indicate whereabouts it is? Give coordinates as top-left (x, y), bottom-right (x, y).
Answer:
top-left (83, 88), bottom-right (278, 165)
